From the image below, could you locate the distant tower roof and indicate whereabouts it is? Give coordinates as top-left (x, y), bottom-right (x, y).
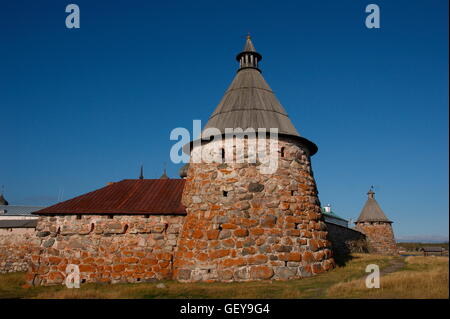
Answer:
top-left (356, 188), bottom-right (392, 223)
top-left (0, 194), bottom-right (8, 206)
top-left (200, 36), bottom-right (318, 155)
top-left (160, 169), bottom-right (169, 179)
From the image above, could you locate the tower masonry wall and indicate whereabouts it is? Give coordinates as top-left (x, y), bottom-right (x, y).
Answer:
top-left (173, 137), bottom-right (335, 282)
top-left (355, 222), bottom-right (398, 255)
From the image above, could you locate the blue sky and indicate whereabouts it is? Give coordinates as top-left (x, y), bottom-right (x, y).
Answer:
top-left (0, 0), bottom-right (448, 239)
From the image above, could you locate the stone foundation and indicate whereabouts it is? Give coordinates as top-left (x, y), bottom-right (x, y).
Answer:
top-left (173, 138), bottom-right (335, 282)
top-left (355, 222), bottom-right (397, 255)
top-left (26, 214), bottom-right (184, 286)
top-left (0, 228), bottom-right (39, 273)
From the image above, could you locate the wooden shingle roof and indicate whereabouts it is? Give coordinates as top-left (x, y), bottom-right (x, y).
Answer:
top-left (200, 37), bottom-right (318, 155)
top-left (356, 189), bottom-right (392, 223)
top-left (204, 68), bottom-right (301, 137)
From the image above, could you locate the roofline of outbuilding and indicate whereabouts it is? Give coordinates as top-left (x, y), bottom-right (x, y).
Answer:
top-left (322, 211), bottom-right (349, 222)
top-left (355, 219), bottom-right (393, 224)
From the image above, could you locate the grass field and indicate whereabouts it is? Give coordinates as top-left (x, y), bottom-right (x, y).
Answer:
top-left (0, 254), bottom-right (447, 299)
top-left (397, 242), bottom-right (449, 252)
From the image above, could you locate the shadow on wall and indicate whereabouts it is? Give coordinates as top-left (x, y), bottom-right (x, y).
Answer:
top-left (325, 222), bottom-right (368, 267)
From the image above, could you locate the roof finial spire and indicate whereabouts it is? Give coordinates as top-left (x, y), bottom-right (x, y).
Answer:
top-left (237, 34), bottom-right (261, 72)
top-left (139, 165), bottom-right (144, 180)
top-left (160, 163), bottom-right (169, 179)
top-left (367, 186), bottom-right (375, 199)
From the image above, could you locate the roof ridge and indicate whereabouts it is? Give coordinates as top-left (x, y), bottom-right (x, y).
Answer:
top-left (224, 86), bottom-right (275, 94)
top-left (208, 108), bottom-right (291, 120)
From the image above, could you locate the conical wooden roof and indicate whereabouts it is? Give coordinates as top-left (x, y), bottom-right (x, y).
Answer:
top-left (356, 189), bottom-right (392, 223)
top-left (203, 67), bottom-right (301, 137)
top-left (185, 37), bottom-right (318, 155)
top-left (203, 37), bottom-right (314, 145)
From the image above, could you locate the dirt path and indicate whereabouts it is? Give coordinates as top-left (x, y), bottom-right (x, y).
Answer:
top-left (380, 257), bottom-right (406, 276)
top-left (315, 256), bottom-right (406, 298)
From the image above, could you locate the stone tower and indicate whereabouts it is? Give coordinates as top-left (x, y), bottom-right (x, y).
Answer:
top-left (173, 36), bottom-right (335, 282)
top-left (354, 189), bottom-right (398, 255)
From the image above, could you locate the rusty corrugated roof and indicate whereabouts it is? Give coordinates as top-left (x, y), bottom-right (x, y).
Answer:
top-left (35, 179), bottom-right (186, 215)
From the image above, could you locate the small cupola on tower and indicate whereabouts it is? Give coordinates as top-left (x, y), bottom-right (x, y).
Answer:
top-left (236, 35), bottom-right (262, 72)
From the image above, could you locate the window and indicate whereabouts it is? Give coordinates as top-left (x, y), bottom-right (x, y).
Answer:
top-left (221, 148), bottom-right (225, 160)
top-left (223, 191), bottom-right (228, 197)
top-left (281, 147), bottom-right (285, 157)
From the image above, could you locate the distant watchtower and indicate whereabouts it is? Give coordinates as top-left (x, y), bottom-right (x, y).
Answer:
top-left (173, 36), bottom-right (335, 282)
top-left (0, 194), bottom-right (8, 206)
top-left (354, 189), bottom-right (398, 255)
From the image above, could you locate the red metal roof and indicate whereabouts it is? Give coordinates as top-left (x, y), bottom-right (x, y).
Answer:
top-left (35, 179), bottom-right (186, 215)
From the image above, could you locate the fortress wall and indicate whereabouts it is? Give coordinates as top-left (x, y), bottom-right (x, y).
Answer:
top-left (325, 222), bottom-right (367, 258)
top-left (26, 214), bottom-right (185, 286)
top-left (0, 228), bottom-right (39, 273)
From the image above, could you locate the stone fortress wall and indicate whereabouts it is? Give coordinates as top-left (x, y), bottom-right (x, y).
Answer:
top-left (0, 138), bottom-right (378, 285)
top-left (0, 215), bottom-right (367, 285)
top-left (325, 223), bottom-right (367, 258)
top-left (0, 228), bottom-right (39, 273)
top-left (25, 214), bottom-right (184, 286)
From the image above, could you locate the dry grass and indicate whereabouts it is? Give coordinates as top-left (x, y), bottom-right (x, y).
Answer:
top-left (327, 255), bottom-right (449, 299)
top-left (1, 254), bottom-right (446, 299)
